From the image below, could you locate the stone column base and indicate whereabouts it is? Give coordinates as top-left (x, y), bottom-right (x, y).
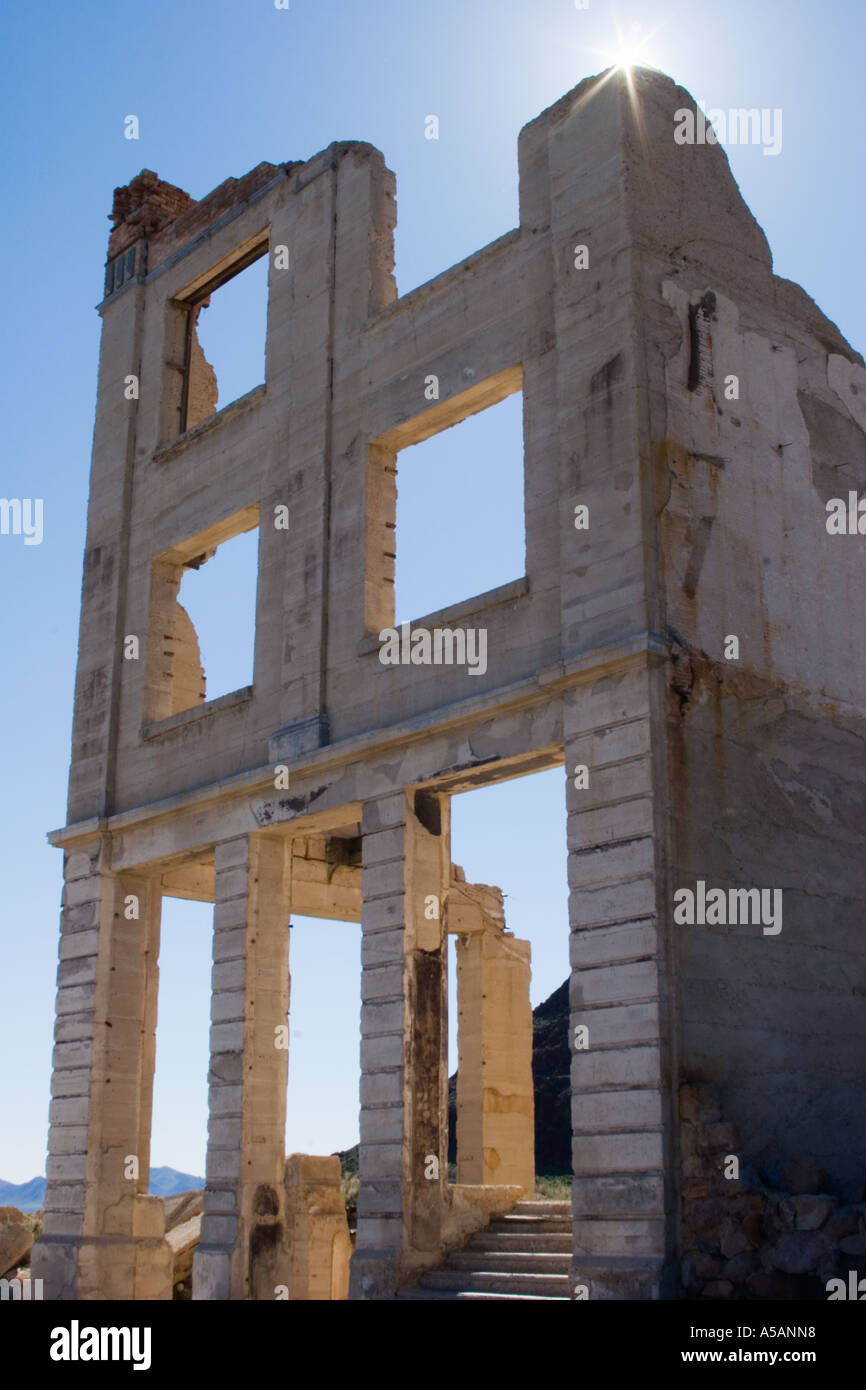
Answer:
top-left (32, 1234), bottom-right (173, 1301)
top-left (570, 1258), bottom-right (675, 1300)
top-left (348, 1249), bottom-right (401, 1300)
top-left (192, 1245), bottom-right (231, 1300)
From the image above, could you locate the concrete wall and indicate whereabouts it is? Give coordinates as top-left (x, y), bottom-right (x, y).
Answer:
top-left (619, 73), bottom-right (866, 1186)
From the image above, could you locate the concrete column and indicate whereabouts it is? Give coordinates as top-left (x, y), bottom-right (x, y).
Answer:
top-left (193, 832), bottom-right (292, 1301)
top-left (284, 1154), bottom-right (352, 1300)
top-left (66, 276), bottom-right (146, 824)
top-left (350, 789), bottom-right (449, 1300)
top-left (455, 922), bottom-right (534, 1191)
top-left (33, 845), bottom-right (171, 1300)
top-left (564, 668), bottom-right (676, 1300)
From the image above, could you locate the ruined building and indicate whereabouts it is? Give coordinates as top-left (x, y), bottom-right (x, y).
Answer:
top-left (34, 67), bottom-right (865, 1300)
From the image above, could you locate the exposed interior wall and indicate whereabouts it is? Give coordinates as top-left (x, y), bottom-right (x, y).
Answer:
top-left (185, 304), bottom-right (219, 430)
top-left (628, 79), bottom-right (866, 1189)
top-left (666, 660), bottom-right (865, 1183)
top-left (145, 560), bottom-right (207, 723)
top-left (169, 601), bottom-right (207, 714)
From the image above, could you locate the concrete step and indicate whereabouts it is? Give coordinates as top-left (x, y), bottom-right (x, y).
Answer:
top-left (395, 1288), bottom-right (466, 1300)
top-left (488, 1215), bottom-right (571, 1234)
top-left (396, 1201), bottom-right (575, 1301)
top-left (511, 1201), bottom-right (572, 1217)
top-left (449, 1291), bottom-right (569, 1301)
top-left (396, 1287), bottom-right (569, 1300)
top-left (448, 1250), bottom-right (571, 1274)
top-left (418, 1269), bottom-right (570, 1297)
top-left (468, 1231), bottom-right (572, 1254)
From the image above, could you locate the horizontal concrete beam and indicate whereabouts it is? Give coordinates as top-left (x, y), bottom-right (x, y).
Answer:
top-left (48, 637), bottom-right (665, 866)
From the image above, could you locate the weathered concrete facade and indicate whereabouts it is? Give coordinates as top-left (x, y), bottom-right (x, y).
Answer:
top-left (34, 65), bottom-right (864, 1300)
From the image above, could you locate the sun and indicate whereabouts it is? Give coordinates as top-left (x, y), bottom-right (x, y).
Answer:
top-left (601, 19), bottom-right (660, 73)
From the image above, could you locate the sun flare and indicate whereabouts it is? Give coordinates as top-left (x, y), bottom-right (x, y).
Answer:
top-left (601, 19), bottom-right (660, 73)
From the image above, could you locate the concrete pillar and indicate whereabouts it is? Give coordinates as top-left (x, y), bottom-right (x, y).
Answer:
top-left (284, 1154), bottom-right (352, 1300)
top-left (455, 922), bottom-right (534, 1191)
top-left (33, 845), bottom-right (171, 1300)
top-left (349, 789), bottom-right (449, 1300)
top-left (522, 68), bottom-right (677, 1299)
top-left (193, 832), bottom-right (292, 1301)
top-left (65, 275), bottom-right (146, 825)
top-left (564, 669), bottom-right (676, 1299)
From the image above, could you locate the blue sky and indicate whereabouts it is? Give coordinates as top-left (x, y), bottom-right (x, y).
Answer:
top-left (0, 0), bottom-right (863, 1181)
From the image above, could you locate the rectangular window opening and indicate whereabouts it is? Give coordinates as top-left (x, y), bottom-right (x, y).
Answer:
top-left (146, 509), bottom-right (259, 724)
top-left (365, 375), bottom-right (525, 631)
top-left (177, 247), bottom-right (269, 434)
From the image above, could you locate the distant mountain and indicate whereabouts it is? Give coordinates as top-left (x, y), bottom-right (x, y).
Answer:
top-left (0, 1167), bottom-right (204, 1212)
top-left (0, 1176), bottom-right (46, 1213)
top-left (338, 978), bottom-right (571, 1178)
top-left (147, 1167), bottom-right (205, 1198)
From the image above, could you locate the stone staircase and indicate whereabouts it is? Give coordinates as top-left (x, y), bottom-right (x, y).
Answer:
top-left (396, 1201), bottom-right (572, 1300)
